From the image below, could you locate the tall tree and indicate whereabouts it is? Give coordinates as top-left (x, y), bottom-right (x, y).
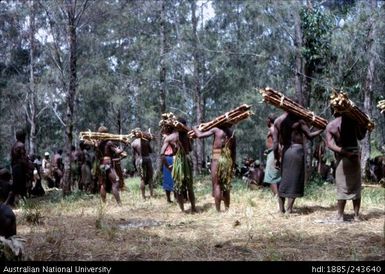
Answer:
top-left (159, 0), bottom-right (167, 115)
top-left (191, 0), bottom-right (204, 174)
top-left (361, 0), bottom-right (377, 177)
top-left (62, 0), bottom-right (89, 195)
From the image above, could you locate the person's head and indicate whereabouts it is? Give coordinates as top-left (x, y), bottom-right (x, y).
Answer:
top-left (161, 125), bottom-right (173, 135)
top-left (177, 116), bottom-right (187, 126)
top-left (330, 105), bottom-right (341, 118)
top-left (57, 149), bottom-right (63, 155)
top-left (71, 145), bottom-right (76, 151)
top-left (15, 130), bottom-right (26, 142)
top-left (218, 122), bottom-right (232, 130)
top-left (98, 126), bottom-right (108, 133)
top-left (44, 152), bottom-right (50, 159)
top-left (267, 114), bottom-right (276, 127)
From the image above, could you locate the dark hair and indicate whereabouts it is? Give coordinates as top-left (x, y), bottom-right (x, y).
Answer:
top-left (267, 114), bottom-right (277, 123)
top-left (330, 105), bottom-right (341, 117)
top-left (177, 116), bottom-right (187, 126)
top-left (16, 130), bottom-right (26, 142)
top-left (58, 149), bottom-right (63, 154)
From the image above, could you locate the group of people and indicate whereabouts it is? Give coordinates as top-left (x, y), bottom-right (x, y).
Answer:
top-left (0, 102), bottom-right (374, 242)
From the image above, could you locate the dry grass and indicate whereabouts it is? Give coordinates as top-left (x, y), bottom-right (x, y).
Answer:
top-left (16, 177), bottom-right (384, 261)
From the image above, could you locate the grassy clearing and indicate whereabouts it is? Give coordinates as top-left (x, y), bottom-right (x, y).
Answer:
top-left (15, 176), bottom-right (384, 261)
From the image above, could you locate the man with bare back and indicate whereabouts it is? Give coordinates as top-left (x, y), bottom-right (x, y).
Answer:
top-left (131, 130), bottom-right (154, 200)
top-left (192, 123), bottom-right (236, 212)
top-left (160, 118), bottom-right (196, 213)
top-left (325, 109), bottom-right (367, 222)
top-left (273, 112), bottom-right (323, 214)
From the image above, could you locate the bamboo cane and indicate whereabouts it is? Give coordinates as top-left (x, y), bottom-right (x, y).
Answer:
top-left (377, 100), bottom-right (385, 114)
top-left (159, 112), bottom-right (191, 133)
top-left (79, 131), bottom-right (134, 145)
top-left (330, 90), bottom-right (375, 131)
top-left (188, 104), bottom-right (252, 138)
top-left (258, 87), bottom-right (328, 129)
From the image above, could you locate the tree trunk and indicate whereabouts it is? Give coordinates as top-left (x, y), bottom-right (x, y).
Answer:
top-left (191, 0), bottom-right (203, 175)
top-left (62, 1), bottom-right (78, 196)
top-left (28, 0), bottom-right (37, 156)
top-left (361, 0), bottom-right (376, 179)
top-left (294, 8), bottom-right (304, 106)
top-left (159, 0), bottom-right (166, 115)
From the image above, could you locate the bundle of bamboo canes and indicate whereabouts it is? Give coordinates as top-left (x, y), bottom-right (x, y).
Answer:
top-left (377, 100), bottom-right (385, 114)
top-left (79, 131), bottom-right (133, 146)
top-left (258, 87), bottom-right (328, 129)
top-left (330, 90), bottom-right (375, 131)
top-left (131, 128), bottom-right (154, 141)
top-left (159, 112), bottom-right (190, 133)
top-left (188, 104), bottom-right (252, 138)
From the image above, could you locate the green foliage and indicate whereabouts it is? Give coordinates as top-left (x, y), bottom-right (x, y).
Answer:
top-left (0, 0), bottom-right (384, 177)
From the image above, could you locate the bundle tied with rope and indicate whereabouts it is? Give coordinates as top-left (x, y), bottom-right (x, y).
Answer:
top-left (187, 104), bottom-right (253, 138)
top-left (258, 87), bottom-right (328, 129)
top-left (159, 112), bottom-right (190, 133)
top-left (79, 131), bottom-right (134, 146)
top-left (330, 90), bottom-right (375, 131)
top-left (377, 100), bottom-right (385, 114)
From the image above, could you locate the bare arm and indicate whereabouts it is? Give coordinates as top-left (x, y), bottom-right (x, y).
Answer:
top-left (192, 126), bottom-right (216, 139)
top-left (300, 121), bottom-right (323, 139)
top-left (325, 124), bottom-right (342, 154)
top-left (325, 123), bottom-right (357, 158)
top-left (160, 135), bottom-right (172, 155)
top-left (272, 121), bottom-right (280, 162)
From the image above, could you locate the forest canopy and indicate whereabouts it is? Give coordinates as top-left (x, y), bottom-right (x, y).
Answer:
top-left (0, 0), bottom-right (384, 175)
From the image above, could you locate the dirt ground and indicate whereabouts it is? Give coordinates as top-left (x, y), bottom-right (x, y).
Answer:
top-left (16, 177), bottom-right (385, 261)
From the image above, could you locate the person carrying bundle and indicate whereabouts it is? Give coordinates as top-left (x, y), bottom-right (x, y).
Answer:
top-left (192, 123), bottom-right (236, 212)
top-left (191, 105), bottom-right (251, 212)
top-left (273, 111), bottom-right (323, 214)
top-left (259, 88), bottom-right (325, 213)
top-left (326, 106), bottom-right (368, 222)
top-left (160, 115), bottom-right (196, 213)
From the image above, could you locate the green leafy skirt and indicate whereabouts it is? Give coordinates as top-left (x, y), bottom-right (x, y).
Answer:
top-left (217, 146), bottom-right (233, 192)
top-left (171, 149), bottom-right (193, 194)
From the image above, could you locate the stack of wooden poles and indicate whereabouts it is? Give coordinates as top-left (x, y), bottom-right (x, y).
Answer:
top-left (159, 112), bottom-right (190, 133)
top-left (188, 104), bottom-right (252, 138)
top-left (258, 87), bottom-right (327, 129)
top-left (79, 131), bottom-right (134, 145)
top-left (377, 100), bottom-right (385, 114)
top-left (330, 90), bottom-right (375, 131)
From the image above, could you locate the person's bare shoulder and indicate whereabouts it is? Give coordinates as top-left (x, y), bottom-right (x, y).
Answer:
top-left (274, 114), bottom-right (285, 127)
top-left (326, 118), bottom-right (338, 133)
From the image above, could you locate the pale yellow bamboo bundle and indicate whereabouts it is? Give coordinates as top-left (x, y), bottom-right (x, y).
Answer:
top-left (188, 104), bottom-right (252, 138)
top-left (159, 112), bottom-right (190, 133)
top-left (330, 91), bottom-right (375, 131)
top-left (79, 131), bottom-right (133, 146)
top-left (258, 87), bottom-right (328, 129)
top-left (377, 100), bottom-right (385, 114)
